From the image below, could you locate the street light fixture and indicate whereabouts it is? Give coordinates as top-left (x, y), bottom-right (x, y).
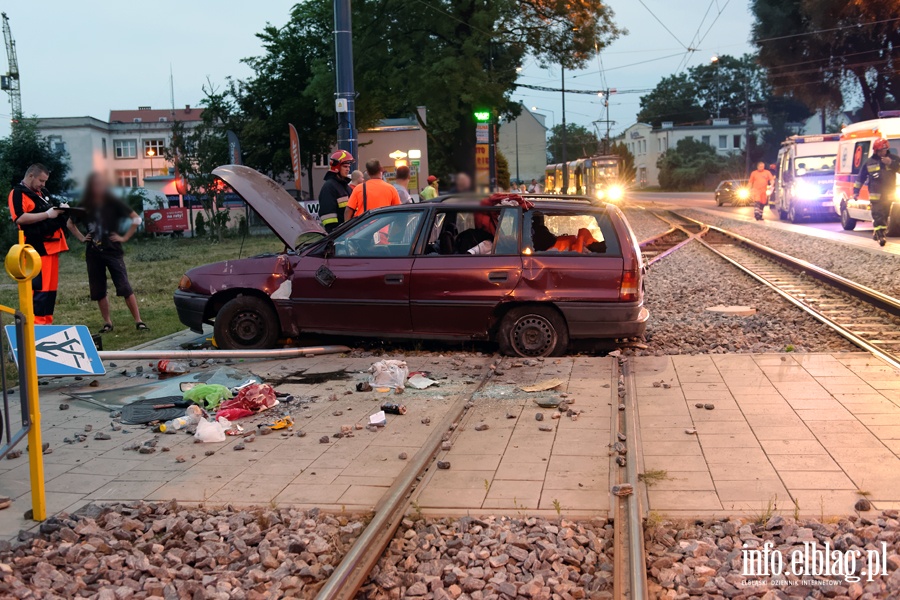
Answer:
top-left (531, 106), bottom-right (555, 129)
top-left (146, 148), bottom-right (156, 177)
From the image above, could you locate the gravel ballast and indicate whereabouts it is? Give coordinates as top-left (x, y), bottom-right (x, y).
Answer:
top-left (640, 242), bottom-right (857, 355)
top-left (360, 516), bottom-right (614, 600)
top-left (0, 502), bottom-right (366, 599)
top-left (646, 513), bottom-right (900, 599)
top-left (624, 208), bottom-right (673, 242)
top-left (680, 210), bottom-right (900, 298)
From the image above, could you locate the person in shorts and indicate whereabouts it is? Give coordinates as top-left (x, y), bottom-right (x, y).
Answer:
top-left (66, 173), bottom-right (148, 333)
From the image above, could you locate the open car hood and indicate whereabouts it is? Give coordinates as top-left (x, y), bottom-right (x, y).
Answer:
top-left (213, 165), bottom-right (325, 250)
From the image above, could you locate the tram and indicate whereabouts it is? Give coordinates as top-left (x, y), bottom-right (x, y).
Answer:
top-left (545, 155), bottom-right (626, 201)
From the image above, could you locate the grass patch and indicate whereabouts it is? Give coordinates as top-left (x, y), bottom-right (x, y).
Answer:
top-left (752, 495), bottom-right (778, 526)
top-left (638, 469), bottom-right (669, 487)
top-left (0, 234), bottom-right (282, 352)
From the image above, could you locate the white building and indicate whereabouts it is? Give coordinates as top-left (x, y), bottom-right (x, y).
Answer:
top-left (498, 106), bottom-right (547, 184)
top-left (622, 116), bottom-right (772, 188)
top-left (36, 106), bottom-right (204, 193)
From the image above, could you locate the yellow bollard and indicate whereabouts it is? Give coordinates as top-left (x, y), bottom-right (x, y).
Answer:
top-left (5, 230), bottom-right (46, 521)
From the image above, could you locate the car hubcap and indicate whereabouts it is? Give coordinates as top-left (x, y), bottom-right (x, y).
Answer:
top-left (511, 315), bottom-right (557, 357)
top-left (231, 310), bottom-right (265, 345)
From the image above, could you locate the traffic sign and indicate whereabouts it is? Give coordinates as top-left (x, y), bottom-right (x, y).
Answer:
top-left (5, 325), bottom-right (105, 376)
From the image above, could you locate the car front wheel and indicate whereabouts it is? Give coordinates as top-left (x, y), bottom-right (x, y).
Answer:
top-left (214, 296), bottom-right (280, 350)
top-left (497, 306), bottom-right (569, 357)
top-left (840, 206), bottom-right (857, 231)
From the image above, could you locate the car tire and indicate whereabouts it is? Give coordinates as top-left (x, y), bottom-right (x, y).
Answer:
top-left (214, 296), bottom-right (280, 350)
top-left (778, 209), bottom-right (788, 220)
top-left (497, 305), bottom-right (569, 358)
top-left (715, 195), bottom-right (723, 207)
top-left (789, 204), bottom-right (801, 224)
top-left (887, 203), bottom-right (900, 237)
top-left (840, 206), bottom-right (857, 231)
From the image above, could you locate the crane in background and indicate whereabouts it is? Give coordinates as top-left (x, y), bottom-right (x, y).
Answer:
top-left (1, 12), bottom-right (21, 123)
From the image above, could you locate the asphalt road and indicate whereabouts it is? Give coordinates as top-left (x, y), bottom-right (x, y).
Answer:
top-left (629, 191), bottom-right (900, 255)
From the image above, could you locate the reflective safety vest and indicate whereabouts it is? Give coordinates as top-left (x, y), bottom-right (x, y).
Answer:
top-left (7, 184), bottom-right (69, 256)
top-left (854, 153), bottom-right (900, 201)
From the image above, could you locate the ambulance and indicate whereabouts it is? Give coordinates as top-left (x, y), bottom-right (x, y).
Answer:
top-left (771, 134), bottom-right (839, 223)
top-left (833, 112), bottom-right (900, 235)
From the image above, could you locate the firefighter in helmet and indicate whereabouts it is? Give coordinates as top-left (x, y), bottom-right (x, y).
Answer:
top-left (854, 138), bottom-right (899, 247)
top-left (318, 150), bottom-right (355, 232)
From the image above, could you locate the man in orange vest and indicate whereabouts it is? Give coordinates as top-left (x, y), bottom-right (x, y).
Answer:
top-left (748, 161), bottom-right (774, 221)
top-left (345, 159), bottom-right (401, 220)
top-left (7, 164), bottom-right (70, 324)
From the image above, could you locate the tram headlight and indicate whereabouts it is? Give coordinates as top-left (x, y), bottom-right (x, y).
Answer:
top-left (607, 185), bottom-right (624, 201)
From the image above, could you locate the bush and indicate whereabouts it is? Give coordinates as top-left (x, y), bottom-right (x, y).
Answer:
top-left (195, 213), bottom-right (206, 237)
top-left (657, 138), bottom-right (742, 191)
top-left (238, 216), bottom-right (249, 237)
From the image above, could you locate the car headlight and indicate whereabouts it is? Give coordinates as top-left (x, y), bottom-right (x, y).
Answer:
top-left (736, 188), bottom-right (750, 200)
top-left (178, 275), bottom-right (192, 291)
top-left (794, 181), bottom-right (820, 200)
top-left (606, 185), bottom-right (624, 201)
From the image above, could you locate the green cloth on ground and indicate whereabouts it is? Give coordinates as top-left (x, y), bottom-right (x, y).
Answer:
top-left (183, 384), bottom-right (232, 410)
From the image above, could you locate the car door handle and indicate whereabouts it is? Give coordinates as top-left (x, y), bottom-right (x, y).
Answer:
top-left (384, 274), bottom-right (404, 284)
top-left (488, 271), bottom-right (508, 283)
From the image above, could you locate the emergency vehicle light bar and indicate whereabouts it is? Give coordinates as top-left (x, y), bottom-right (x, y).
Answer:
top-left (787, 134), bottom-right (841, 144)
top-left (877, 111), bottom-right (900, 119)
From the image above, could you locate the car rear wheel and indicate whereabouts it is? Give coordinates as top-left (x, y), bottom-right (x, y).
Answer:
top-left (214, 296), bottom-right (280, 350)
top-left (887, 203), bottom-right (900, 237)
top-left (789, 204), bottom-right (801, 224)
top-left (840, 206), bottom-right (857, 231)
top-left (715, 194), bottom-right (723, 207)
top-left (497, 306), bottom-right (569, 357)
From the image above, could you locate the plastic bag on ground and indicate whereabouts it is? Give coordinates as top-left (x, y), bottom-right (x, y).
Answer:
top-left (194, 418), bottom-right (227, 443)
top-left (368, 360), bottom-right (409, 390)
top-left (183, 384), bottom-right (232, 410)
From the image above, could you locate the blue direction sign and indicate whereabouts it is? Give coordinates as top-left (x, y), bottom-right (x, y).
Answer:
top-left (5, 325), bottom-right (105, 377)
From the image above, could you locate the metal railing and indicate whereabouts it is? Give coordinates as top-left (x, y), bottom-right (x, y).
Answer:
top-left (0, 308), bottom-right (30, 459)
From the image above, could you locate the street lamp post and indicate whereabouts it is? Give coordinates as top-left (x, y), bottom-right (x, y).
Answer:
top-left (146, 148), bottom-right (156, 179)
top-left (531, 107), bottom-right (556, 129)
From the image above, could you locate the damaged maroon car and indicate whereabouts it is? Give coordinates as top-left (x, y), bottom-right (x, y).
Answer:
top-left (174, 165), bottom-right (648, 357)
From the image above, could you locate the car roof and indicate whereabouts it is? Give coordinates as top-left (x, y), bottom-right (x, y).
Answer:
top-left (424, 193), bottom-right (613, 212)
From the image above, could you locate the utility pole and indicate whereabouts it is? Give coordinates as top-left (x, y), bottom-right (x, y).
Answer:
top-left (561, 66), bottom-right (568, 193)
top-left (744, 79), bottom-right (752, 176)
top-left (515, 118), bottom-right (520, 184)
top-left (333, 0), bottom-right (357, 167)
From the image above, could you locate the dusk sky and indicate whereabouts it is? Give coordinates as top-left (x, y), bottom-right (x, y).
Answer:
top-left (1, 0), bottom-right (755, 139)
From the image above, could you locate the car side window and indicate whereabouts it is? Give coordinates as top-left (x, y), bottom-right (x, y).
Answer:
top-left (332, 211), bottom-right (422, 257)
top-left (420, 208), bottom-right (509, 256)
top-left (526, 211), bottom-right (621, 256)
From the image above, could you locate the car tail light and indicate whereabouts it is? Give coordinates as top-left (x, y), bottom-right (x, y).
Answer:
top-left (178, 275), bottom-right (192, 291)
top-left (620, 270), bottom-right (639, 302)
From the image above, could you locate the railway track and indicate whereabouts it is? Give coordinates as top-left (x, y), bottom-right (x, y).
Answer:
top-left (310, 353), bottom-right (650, 600)
top-left (650, 211), bottom-right (900, 370)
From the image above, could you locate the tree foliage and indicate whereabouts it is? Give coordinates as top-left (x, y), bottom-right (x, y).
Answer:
top-left (0, 119), bottom-right (72, 201)
top-left (165, 86), bottom-right (235, 242)
top-left (751, 0), bottom-right (900, 117)
top-left (547, 123), bottom-right (600, 163)
top-left (608, 141), bottom-right (636, 184)
top-left (657, 138), bottom-right (740, 191)
top-left (637, 55), bottom-right (770, 127)
top-left (233, 0), bottom-right (622, 183)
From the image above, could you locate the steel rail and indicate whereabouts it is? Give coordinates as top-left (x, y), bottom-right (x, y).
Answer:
top-left (313, 356), bottom-right (498, 600)
top-left (667, 216), bottom-right (900, 371)
top-left (638, 227), bottom-right (693, 266)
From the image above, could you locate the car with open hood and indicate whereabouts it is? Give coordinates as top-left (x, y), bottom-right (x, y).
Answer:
top-left (174, 165), bottom-right (648, 357)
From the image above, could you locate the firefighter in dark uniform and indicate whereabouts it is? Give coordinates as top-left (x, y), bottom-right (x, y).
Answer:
top-left (318, 150), bottom-right (355, 232)
top-left (854, 138), bottom-right (899, 247)
top-left (7, 164), bottom-right (70, 323)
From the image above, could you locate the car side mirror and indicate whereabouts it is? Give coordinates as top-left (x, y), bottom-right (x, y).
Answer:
top-left (323, 239), bottom-right (335, 259)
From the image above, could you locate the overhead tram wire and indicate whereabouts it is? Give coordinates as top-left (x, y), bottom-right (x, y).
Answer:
top-left (516, 83), bottom-right (651, 96)
top-left (674, 0), bottom-right (717, 73)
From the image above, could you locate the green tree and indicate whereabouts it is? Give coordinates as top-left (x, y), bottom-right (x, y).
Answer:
top-left (608, 141), bottom-right (636, 184)
top-left (165, 86), bottom-right (234, 242)
top-left (657, 138), bottom-right (739, 191)
top-left (751, 0), bottom-right (900, 117)
top-left (637, 73), bottom-right (705, 128)
top-left (237, 1), bottom-right (622, 183)
top-left (0, 118), bottom-right (72, 201)
top-left (496, 149), bottom-right (510, 189)
top-left (547, 124), bottom-right (600, 163)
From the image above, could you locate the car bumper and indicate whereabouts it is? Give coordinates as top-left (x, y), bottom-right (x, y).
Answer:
top-left (558, 301), bottom-right (649, 339)
top-left (174, 290), bottom-right (209, 333)
top-left (793, 200), bottom-right (836, 215)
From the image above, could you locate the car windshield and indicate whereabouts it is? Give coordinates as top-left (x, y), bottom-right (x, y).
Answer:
top-left (794, 155), bottom-right (835, 176)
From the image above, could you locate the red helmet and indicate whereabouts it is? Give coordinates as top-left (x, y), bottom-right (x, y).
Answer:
top-left (329, 150), bottom-right (355, 168)
top-left (873, 138), bottom-right (890, 151)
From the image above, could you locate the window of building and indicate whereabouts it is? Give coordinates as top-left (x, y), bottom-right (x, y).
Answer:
top-left (733, 135), bottom-right (742, 149)
top-left (702, 135), bottom-right (711, 145)
top-left (718, 135), bottom-right (727, 149)
top-left (47, 136), bottom-right (66, 153)
top-left (143, 139), bottom-right (166, 158)
top-left (642, 140), bottom-right (647, 154)
top-left (114, 139), bottom-right (137, 159)
top-left (658, 138), bottom-right (663, 152)
top-left (144, 168), bottom-right (168, 179)
top-left (116, 169), bottom-right (139, 188)
top-left (133, 118), bottom-right (142, 123)
top-left (101, 138), bottom-right (107, 159)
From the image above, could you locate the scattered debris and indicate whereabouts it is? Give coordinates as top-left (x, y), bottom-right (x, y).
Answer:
top-left (685, 428), bottom-right (697, 435)
top-left (704, 403), bottom-right (715, 410)
top-left (93, 432), bottom-right (111, 441)
top-left (521, 378), bottom-right (564, 393)
top-left (233, 442), bottom-right (245, 451)
top-left (474, 423), bottom-right (489, 431)
top-left (611, 483), bottom-right (633, 497)
top-left (398, 452), bottom-right (408, 460)
top-left (58, 403), bottom-right (69, 411)
top-left (381, 403), bottom-right (406, 416)
top-left (356, 382), bottom-right (373, 392)
top-left (421, 417), bottom-right (431, 425)
top-left (535, 413), bottom-right (544, 421)
top-left (441, 441), bottom-right (452, 451)
top-left (855, 498), bottom-right (872, 512)
top-left (83, 425), bottom-right (92, 433)
top-left (319, 436), bottom-right (330, 444)
top-left (175, 456), bottom-right (186, 463)
top-left (436, 461), bottom-right (451, 470)
top-left (538, 425), bottom-right (553, 432)
top-left (407, 373), bottom-right (437, 390)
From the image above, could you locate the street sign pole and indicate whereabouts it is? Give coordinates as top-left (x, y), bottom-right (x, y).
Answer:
top-left (4, 231), bottom-right (45, 521)
top-left (489, 114), bottom-right (497, 192)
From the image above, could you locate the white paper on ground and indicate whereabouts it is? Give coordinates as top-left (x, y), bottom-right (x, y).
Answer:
top-left (369, 410), bottom-right (387, 425)
top-left (407, 374), bottom-right (437, 389)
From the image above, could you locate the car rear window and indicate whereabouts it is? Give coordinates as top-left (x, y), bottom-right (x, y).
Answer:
top-left (526, 210), bottom-right (621, 256)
